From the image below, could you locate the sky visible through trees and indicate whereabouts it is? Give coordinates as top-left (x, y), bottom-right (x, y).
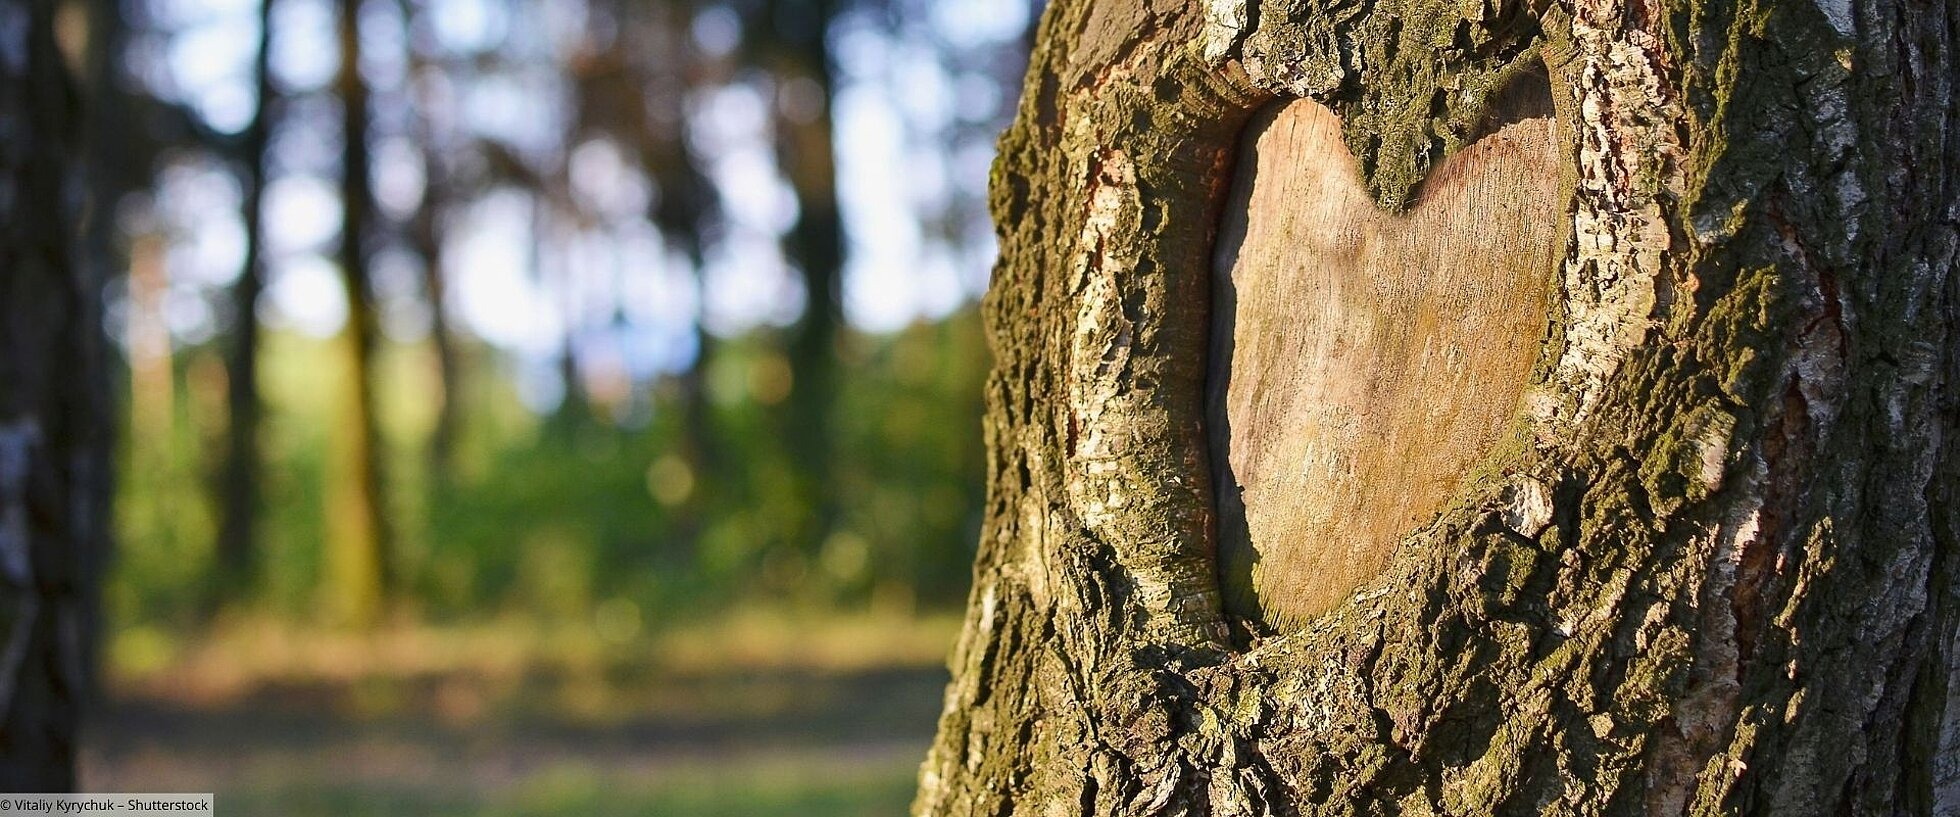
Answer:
top-left (100, 0), bottom-right (1037, 637)
top-left (73, 0), bottom-right (1036, 806)
top-left (131, 0), bottom-right (1022, 398)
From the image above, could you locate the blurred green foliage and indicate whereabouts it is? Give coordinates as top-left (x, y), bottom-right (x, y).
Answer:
top-left (110, 311), bottom-right (987, 633)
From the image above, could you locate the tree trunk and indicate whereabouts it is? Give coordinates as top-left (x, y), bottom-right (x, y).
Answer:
top-left (404, 0), bottom-right (461, 482)
top-left (636, 0), bottom-right (722, 535)
top-left (0, 0), bottom-right (106, 789)
top-left (539, 197), bottom-right (590, 435)
top-left (411, 175), bottom-right (460, 479)
top-left (764, 0), bottom-right (845, 555)
top-left (214, 0), bottom-right (279, 608)
top-left (329, 0), bottom-right (392, 626)
top-left (915, 0), bottom-right (1959, 813)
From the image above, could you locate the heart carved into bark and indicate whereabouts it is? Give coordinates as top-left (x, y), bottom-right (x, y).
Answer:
top-left (1209, 78), bottom-right (1564, 628)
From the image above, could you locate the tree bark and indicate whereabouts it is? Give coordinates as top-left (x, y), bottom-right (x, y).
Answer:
top-left (915, 0), bottom-right (1959, 813)
top-left (0, 0), bottom-right (106, 789)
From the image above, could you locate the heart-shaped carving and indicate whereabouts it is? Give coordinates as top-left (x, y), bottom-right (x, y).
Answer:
top-left (1209, 80), bottom-right (1564, 627)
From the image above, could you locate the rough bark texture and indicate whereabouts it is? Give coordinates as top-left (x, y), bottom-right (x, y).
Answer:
top-left (915, 0), bottom-right (1959, 812)
top-left (0, 0), bottom-right (106, 789)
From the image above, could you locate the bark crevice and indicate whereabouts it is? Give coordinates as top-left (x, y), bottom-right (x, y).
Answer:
top-left (916, 0), bottom-right (1959, 810)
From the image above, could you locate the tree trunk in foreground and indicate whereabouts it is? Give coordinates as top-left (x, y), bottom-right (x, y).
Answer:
top-left (916, 0), bottom-right (1959, 813)
top-left (0, 0), bottom-right (105, 789)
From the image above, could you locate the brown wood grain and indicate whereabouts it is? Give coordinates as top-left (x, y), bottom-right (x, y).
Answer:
top-left (1209, 83), bottom-right (1563, 627)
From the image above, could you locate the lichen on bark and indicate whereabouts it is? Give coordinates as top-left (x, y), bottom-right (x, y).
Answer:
top-left (915, 0), bottom-right (1959, 811)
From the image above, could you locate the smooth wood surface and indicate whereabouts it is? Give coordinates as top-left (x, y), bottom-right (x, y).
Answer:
top-left (1209, 84), bottom-right (1563, 626)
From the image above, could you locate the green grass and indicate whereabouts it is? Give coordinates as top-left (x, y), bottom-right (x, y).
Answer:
top-left (212, 759), bottom-right (918, 817)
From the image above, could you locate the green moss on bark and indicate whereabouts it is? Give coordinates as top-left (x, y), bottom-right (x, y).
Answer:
top-left (916, 0), bottom-right (1960, 810)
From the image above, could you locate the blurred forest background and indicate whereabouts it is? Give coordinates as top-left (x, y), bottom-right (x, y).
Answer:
top-left (64, 0), bottom-right (1036, 811)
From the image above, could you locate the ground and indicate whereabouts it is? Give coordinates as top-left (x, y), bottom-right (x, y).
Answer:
top-left (82, 612), bottom-right (954, 816)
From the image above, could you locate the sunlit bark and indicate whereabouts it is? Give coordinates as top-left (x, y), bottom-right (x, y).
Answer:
top-left (917, 0), bottom-right (1960, 812)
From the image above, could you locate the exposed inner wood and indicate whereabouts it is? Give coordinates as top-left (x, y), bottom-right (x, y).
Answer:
top-left (1209, 80), bottom-right (1563, 627)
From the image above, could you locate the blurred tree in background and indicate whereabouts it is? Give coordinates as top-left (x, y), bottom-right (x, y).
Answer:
top-left (81, 0), bottom-right (1034, 643)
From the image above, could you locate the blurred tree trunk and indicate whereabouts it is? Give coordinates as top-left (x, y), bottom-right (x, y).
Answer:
top-left (328, 0), bottom-right (392, 626)
top-left (539, 198), bottom-right (589, 435)
top-left (410, 169), bottom-right (459, 479)
top-left (641, 1), bottom-right (722, 543)
top-left (916, 0), bottom-right (1960, 813)
top-left (764, 0), bottom-right (844, 554)
top-left (75, 0), bottom-right (138, 721)
top-left (661, 197), bottom-right (719, 545)
top-left (213, 0), bottom-right (279, 608)
top-left (403, 0), bottom-right (459, 480)
top-left (553, 336), bottom-right (585, 432)
top-left (0, 0), bottom-right (107, 789)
